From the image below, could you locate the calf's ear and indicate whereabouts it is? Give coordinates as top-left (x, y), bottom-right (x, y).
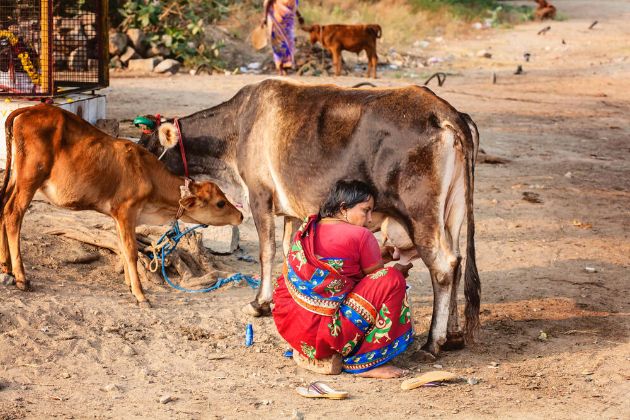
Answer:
top-left (158, 123), bottom-right (179, 149)
top-left (179, 196), bottom-right (197, 209)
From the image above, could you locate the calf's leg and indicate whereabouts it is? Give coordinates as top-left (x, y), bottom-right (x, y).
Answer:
top-left (331, 46), bottom-right (342, 76)
top-left (113, 209), bottom-right (149, 307)
top-left (2, 183), bottom-right (38, 290)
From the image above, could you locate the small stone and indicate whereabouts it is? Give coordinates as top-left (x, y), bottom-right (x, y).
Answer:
top-left (126, 28), bottom-right (145, 53)
top-left (564, 171), bottom-right (572, 178)
top-left (584, 267), bottom-right (597, 273)
top-left (489, 361), bottom-right (499, 367)
top-left (467, 377), bottom-right (479, 385)
top-left (476, 50), bottom-right (492, 59)
top-left (153, 59), bottom-right (181, 74)
top-left (120, 47), bottom-right (140, 64)
top-left (433, 364), bottom-right (443, 369)
top-left (247, 62), bottom-right (262, 70)
top-left (538, 331), bottom-right (548, 341)
top-left (108, 31), bottom-right (127, 56)
top-left (62, 372), bottom-right (71, 379)
top-left (127, 57), bottom-right (161, 72)
top-left (159, 395), bottom-right (175, 404)
top-left (581, 370), bottom-right (594, 376)
top-left (101, 383), bottom-right (119, 392)
top-left (123, 346), bottom-right (136, 356)
top-left (1, 273), bottom-right (15, 286)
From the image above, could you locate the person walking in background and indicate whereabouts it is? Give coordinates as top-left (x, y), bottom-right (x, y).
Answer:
top-left (262, 0), bottom-right (304, 75)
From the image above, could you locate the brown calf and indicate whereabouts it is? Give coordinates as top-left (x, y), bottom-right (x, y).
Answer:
top-left (302, 23), bottom-right (382, 78)
top-left (534, 0), bottom-right (556, 20)
top-left (0, 104), bottom-right (243, 306)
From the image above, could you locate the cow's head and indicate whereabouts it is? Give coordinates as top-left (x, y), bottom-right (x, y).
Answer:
top-left (301, 24), bottom-right (321, 44)
top-left (180, 180), bottom-right (243, 226)
top-left (136, 115), bottom-right (180, 162)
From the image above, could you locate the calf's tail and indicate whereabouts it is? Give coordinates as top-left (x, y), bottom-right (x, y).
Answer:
top-left (0, 107), bottom-right (30, 214)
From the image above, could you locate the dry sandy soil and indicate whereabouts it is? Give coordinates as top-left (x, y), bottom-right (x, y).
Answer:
top-left (1, 1), bottom-right (629, 418)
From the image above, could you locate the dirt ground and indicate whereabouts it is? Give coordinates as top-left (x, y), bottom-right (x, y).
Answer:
top-left (1, 1), bottom-right (629, 418)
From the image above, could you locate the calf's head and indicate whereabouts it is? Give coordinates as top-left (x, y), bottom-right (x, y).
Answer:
top-left (179, 181), bottom-right (243, 226)
top-left (301, 24), bottom-right (321, 44)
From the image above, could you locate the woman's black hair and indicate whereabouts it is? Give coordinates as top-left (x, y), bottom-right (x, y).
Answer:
top-left (318, 179), bottom-right (378, 219)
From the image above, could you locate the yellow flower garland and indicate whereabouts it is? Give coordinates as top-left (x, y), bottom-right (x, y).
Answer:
top-left (0, 30), bottom-right (40, 85)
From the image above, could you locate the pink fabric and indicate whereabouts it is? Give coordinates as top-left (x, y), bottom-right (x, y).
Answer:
top-left (313, 222), bottom-right (381, 281)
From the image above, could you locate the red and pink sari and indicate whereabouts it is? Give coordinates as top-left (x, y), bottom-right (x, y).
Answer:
top-left (273, 215), bottom-right (413, 374)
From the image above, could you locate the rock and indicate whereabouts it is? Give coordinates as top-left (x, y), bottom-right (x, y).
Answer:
top-left (69, 47), bottom-right (88, 71)
top-left (433, 364), bottom-right (443, 369)
top-left (467, 377), bottom-right (480, 385)
top-left (522, 191), bottom-right (542, 203)
top-left (62, 372), bottom-right (71, 379)
top-left (159, 395), bottom-right (175, 404)
top-left (202, 226), bottom-right (239, 254)
top-left (153, 59), bottom-right (181, 74)
top-left (146, 44), bottom-right (171, 58)
top-left (108, 31), bottom-right (128, 56)
top-left (584, 267), bottom-right (597, 273)
top-left (110, 56), bottom-right (123, 69)
top-left (123, 346), bottom-right (136, 356)
top-left (95, 119), bottom-right (120, 137)
top-left (564, 171), bottom-right (573, 178)
top-left (101, 383), bottom-right (119, 392)
top-left (1, 273), bottom-right (15, 286)
top-left (127, 57), bottom-right (161, 72)
top-left (476, 50), bottom-right (492, 59)
top-left (120, 47), bottom-right (140, 64)
top-left (537, 331), bottom-right (548, 341)
top-left (62, 249), bottom-right (100, 264)
top-left (247, 62), bottom-right (262, 70)
top-left (125, 28), bottom-right (145, 53)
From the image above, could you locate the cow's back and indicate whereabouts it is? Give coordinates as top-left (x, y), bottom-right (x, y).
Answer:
top-left (240, 80), bottom-right (472, 216)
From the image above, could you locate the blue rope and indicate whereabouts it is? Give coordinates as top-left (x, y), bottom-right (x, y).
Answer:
top-left (152, 221), bottom-right (260, 293)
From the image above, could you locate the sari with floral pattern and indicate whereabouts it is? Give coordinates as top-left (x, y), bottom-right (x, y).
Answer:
top-left (273, 215), bottom-right (413, 373)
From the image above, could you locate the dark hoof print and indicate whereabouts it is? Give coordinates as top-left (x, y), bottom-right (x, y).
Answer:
top-left (411, 349), bottom-right (438, 363)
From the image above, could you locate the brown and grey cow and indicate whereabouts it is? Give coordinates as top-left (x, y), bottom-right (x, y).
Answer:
top-left (138, 79), bottom-right (480, 356)
top-left (0, 104), bottom-right (243, 306)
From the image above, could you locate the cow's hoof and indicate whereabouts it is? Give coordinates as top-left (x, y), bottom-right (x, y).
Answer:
top-left (242, 301), bottom-right (271, 317)
top-left (15, 279), bottom-right (30, 291)
top-left (421, 341), bottom-right (442, 357)
top-left (442, 331), bottom-right (466, 351)
top-left (138, 300), bottom-right (152, 309)
top-left (1, 273), bottom-right (16, 287)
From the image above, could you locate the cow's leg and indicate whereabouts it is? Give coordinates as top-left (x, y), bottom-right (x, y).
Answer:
top-left (282, 216), bottom-right (301, 257)
top-left (2, 183), bottom-right (38, 291)
top-left (0, 183), bottom-right (14, 275)
top-left (242, 188), bottom-right (275, 317)
top-left (367, 49), bottom-right (378, 78)
top-left (331, 46), bottom-right (342, 76)
top-left (113, 209), bottom-right (149, 307)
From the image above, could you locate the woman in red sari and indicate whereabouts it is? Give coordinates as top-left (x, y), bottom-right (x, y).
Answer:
top-left (273, 180), bottom-right (412, 379)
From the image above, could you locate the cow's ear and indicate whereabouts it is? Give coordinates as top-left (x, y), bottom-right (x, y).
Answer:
top-left (158, 123), bottom-right (179, 149)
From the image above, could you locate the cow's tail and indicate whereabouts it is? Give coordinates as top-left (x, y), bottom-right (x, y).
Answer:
top-left (0, 107), bottom-right (30, 215)
top-left (368, 24), bottom-right (382, 39)
top-left (0, 111), bottom-right (16, 215)
top-left (463, 120), bottom-right (481, 342)
top-left (450, 118), bottom-right (481, 343)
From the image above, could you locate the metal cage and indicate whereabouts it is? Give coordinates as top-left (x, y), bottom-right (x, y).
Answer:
top-left (0, 0), bottom-right (108, 97)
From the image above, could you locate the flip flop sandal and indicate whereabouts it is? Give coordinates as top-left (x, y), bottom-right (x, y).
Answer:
top-left (296, 381), bottom-right (349, 400)
top-left (401, 371), bottom-right (459, 390)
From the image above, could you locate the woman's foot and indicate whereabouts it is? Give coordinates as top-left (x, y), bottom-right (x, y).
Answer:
top-left (357, 364), bottom-right (405, 379)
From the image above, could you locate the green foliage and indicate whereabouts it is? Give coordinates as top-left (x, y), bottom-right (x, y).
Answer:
top-left (118, 0), bottom-right (230, 68)
top-left (408, 0), bottom-right (532, 22)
